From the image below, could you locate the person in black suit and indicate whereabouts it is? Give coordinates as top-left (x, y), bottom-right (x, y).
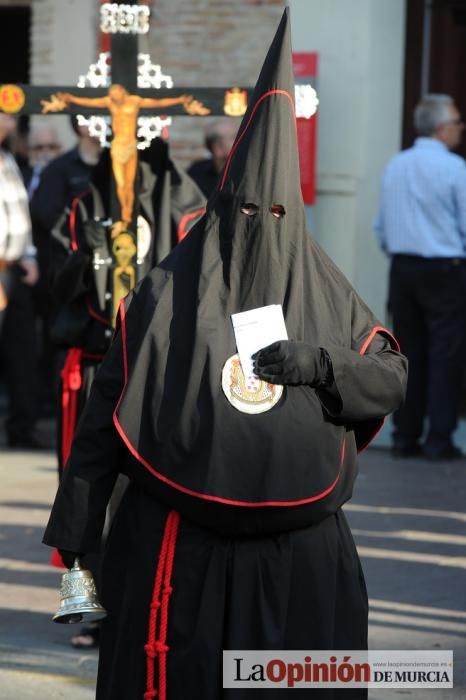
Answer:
top-left (187, 118), bottom-right (237, 197)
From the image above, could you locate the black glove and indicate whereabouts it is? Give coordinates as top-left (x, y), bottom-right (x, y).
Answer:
top-left (58, 549), bottom-right (82, 569)
top-left (253, 340), bottom-right (331, 386)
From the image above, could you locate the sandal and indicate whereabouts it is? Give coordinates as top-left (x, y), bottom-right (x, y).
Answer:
top-left (70, 623), bottom-right (100, 649)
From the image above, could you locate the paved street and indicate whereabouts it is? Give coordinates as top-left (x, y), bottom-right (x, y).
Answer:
top-left (0, 439), bottom-right (464, 699)
top-left (348, 446), bottom-right (466, 700)
top-left (0, 448), bottom-right (96, 699)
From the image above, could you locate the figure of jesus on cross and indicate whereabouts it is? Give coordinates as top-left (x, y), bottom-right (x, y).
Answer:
top-left (42, 83), bottom-right (209, 234)
top-left (0, 0), bottom-right (252, 321)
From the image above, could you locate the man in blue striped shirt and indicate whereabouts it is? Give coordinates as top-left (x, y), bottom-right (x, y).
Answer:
top-left (375, 94), bottom-right (466, 460)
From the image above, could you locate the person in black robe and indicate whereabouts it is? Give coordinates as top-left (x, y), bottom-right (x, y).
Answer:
top-left (49, 136), bottom-right (205, 472)
top-left (47, 137), bottom-right (205, 647)
top-left (43, 10), bottom-right (407, 699)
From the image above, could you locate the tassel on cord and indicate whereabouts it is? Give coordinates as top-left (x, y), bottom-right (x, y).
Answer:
top-left (144, 511), bottom-right (180, 700)
top-left (49, 348), bottom-right (83, 569)
top-left (61, 348), bottom-right (83, 467)
top-left (51, 348), bottom-right (103, 568)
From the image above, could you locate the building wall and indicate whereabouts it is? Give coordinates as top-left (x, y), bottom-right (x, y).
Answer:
top-left (146, 0), bottom-right (286, 165)
top-left (28, 0), bottom-right (286, 162)
top-left (290, 0), bottom-right (406, 320)
top-left (0, 0), bottom-right (29, 6)
top-left (29, 0), bottom-right (98, 146)
top-left (25, 0), bottom-right (406, 321)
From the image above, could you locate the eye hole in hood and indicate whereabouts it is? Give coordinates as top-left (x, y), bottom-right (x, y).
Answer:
top-left (240, 203), bottom-right (259, 216)
top-left (270, 204), bottom-right (286, 219)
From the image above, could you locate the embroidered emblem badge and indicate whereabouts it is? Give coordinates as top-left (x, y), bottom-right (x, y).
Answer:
top-left (222, 354), bottom-right (283, 414)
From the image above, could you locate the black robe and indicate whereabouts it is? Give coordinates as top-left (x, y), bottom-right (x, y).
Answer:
top-left (44, 9), bottom-right (407, 699)
top-left (43, 309), bottom-right (402, 699)
top-left (48, 138), bottom-right (205, 356)
top-left (47, 140), bottom-right (205, 471)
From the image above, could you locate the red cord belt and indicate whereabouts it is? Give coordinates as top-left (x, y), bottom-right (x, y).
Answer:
top-left (61, 349), bottom-right (181, 700)
top-left (144, 510), bottom-right (180, 700)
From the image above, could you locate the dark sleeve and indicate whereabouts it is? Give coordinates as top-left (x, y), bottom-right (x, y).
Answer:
top-left (48, 199), bottom-right (91, 303)
top-left (170, 159), bottom-right (206, 222)
top-left (318, 331), bottom-right (407, 422)
top-left (43, 328), bottom-right (125, 553)
top-left (50, 247), bottom-right (91, 302)
top-left (31, 160), bottom-right (69, 232)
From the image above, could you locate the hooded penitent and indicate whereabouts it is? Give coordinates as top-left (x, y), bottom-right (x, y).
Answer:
top-left (48, 138), bottom-right (205, 351)
top-left (43, 14), bottom-right (405, 700)
top-left (106, 9), bottom-right (401, 535)
top-left (47, 139), bottom-right (205, 481)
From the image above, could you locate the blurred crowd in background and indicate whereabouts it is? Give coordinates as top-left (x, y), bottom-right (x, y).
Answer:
top-left (0, 112), bottom-right (237, 450)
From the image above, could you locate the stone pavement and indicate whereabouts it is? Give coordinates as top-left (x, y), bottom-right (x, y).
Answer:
top-left (0, 441), bottom-right (464, 699)
top-left (347, 446), bottom-right (466, 700)
top-left (0, 448), bottom-right (96, 699)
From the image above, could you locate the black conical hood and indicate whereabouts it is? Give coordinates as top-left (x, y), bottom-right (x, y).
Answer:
top-left (217, 7), bottom-right (301, 207)
top-left (114, 9), bottom-right (387, 533)
top-left (191, 7), bottom-right (307, 314)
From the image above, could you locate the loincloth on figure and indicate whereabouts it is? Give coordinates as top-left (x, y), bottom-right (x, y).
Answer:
top-left (110, 139), bottom-right (138, 165)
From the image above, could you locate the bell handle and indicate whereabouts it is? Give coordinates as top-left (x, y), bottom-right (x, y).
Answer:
top-left (71, 556), bottom-right (82, 571)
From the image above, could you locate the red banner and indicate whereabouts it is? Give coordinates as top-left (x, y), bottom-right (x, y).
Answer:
top-left (293, 52), bottom-right (318, 205)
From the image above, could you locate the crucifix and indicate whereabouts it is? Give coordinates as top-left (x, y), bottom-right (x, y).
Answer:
top-left (0, 1), bottom-right (251, 232)
top-left (0, 0), bottom-right (317, 323)
top-left (42, 84), bottom-right (209, 234)
top-left (0, 0), bottom-right (252, 321)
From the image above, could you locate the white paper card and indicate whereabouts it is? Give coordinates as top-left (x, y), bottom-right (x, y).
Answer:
top-left (231, 305), bottom-right (288, 378)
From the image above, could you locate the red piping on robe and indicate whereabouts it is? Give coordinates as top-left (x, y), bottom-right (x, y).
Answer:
top-left (113, 297), bottom-right (351, 506)
top-left (177, 207), bottom-right (206, 241)
top-left (69, 190), bottom-right (90, 252)
top-left (357, 325), bottom-right (400, 454)
top-left (220, 89), bottom-right (295, 191)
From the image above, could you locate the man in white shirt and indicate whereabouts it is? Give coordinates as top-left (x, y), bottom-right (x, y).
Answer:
top-left (374, 94), bottom-right (466, 460)
top-left (0, 113), bottom-right (43, 448)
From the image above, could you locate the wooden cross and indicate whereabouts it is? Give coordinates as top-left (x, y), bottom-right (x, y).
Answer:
top-left (0, 0), bottom-right (251, 323)
top-left (0, 0), bottom-right (251, 234)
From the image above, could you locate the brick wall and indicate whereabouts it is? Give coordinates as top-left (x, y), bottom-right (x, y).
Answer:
top-left (30, 0), bottom-right (54, 85)
top-left (0, 0), bottom-right (29, 6)
top-left (145, 0), bottom-right (286, 166)
top-left (26, 0), bottom-right (285, 160)
top-left (29, 0), bottom-right (97, 148)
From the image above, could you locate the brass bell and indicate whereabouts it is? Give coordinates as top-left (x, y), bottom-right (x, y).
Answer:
top-left (52, 557), bottom-right (107, 624)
